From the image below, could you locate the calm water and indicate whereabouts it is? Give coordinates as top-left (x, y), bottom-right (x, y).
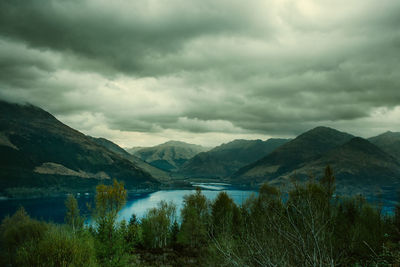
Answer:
top-left (0, 183), bottom-right (257, 223)
top-left (1, 183), bottom-right (395, 223)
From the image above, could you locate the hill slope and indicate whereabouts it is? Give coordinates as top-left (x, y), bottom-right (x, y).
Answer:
top-left (369, 131), bottom-right (400, 161)
top-left (179, 139), bottom-right (289, 178)
top-left (285, 137), bottom-right (400, 196)
top-left (0, 100), bottom-right (159, 197)
top-left (89, 137), bottom-right (170, 182)
top-left (130, 141), bottom-right (208, 171)
top-left (234, 126), bottom-right (354, 182)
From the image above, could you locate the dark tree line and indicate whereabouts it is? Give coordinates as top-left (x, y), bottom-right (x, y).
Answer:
top-left (1, 167), bottom-right (400, 266)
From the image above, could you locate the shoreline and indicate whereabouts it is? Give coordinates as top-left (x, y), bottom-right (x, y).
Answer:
top-left (0, 181), bottom-right (257, 200)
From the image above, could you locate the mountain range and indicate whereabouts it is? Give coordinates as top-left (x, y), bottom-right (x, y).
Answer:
top-left (233, 127), bottom-right (400, 198)
top-left (128, 141), bottom-right (209, 172)
top-left (179, 139), bottom-right (289, 178)
top-left (1, 100), bottom-right (399, 200)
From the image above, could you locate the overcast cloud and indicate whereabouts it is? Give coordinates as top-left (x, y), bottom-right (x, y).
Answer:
top-left (1, 0), bottom-right (400, 147)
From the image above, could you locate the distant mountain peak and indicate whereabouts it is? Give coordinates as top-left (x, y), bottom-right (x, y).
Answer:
top-left (311, 125), bottom-right (335, 131)
top-left (233, 126), bottom-right (354, 179)
top-left (339, 137), bottom-right (389, 155)
top-left (130, 140), bottom-right (208, 172)
top-left (161, 140), bottom-right (199, 146)
top-left (303, 126), bottom-right (350, 136)
top-left (379, 131), bottom-right (400, 137)
top-left (369, 130), bottom-right (400, 161)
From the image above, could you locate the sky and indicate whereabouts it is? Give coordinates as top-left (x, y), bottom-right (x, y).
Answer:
top-left (1, 0), bottom-right (400, 148)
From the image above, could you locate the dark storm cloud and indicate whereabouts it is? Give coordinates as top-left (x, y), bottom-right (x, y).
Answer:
top-left (0, 0), bottom-right (400, 145)
top-left (0, 0), bottom-right (270, 76)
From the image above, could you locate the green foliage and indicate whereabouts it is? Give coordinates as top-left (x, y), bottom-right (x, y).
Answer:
top-left (211, 192), bottom-right (236, 237)
top-left (178, 187), bottom-right (210, 248)
top-left (16, 225), bottom-right (98, 267)
top-left (1, 167), bottom-right (400, 266)
top-left (0, 207), bottom-right (97, 267)
top-left (124, 214), bottom-right (141, 250)
top-left (92, 179), bottom-right (130, 267)
top-left (95, 179), bottom-right (127, 222)
top-left (333, 196), bottom-right (387, 265)
top-left (141, 201), bottom-right (177, 249)
top-left (170, 220), bottom-right (180, 249)
top-left (65, 194), bottom-right (84, 232)
top-left (210, 168), bottom-right (396, 266)
top-left (0, 207), bottom-right (48, 265)
top-left (320, 165), bottom-right (336, 198)
top-left (394, 197), bottom-right (400, 242)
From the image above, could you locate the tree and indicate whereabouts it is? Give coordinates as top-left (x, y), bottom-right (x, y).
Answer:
top-left (170, 220), bottom-right (180, 249)
top-left (178, 187), bottom-right (210, 248)
top-left (93, 179), bottom-right (128, 266)
top-left (211, 192), bottom-right (236, 237)
top-left (65, 194), bottom-right (84, 233)
top-left (95, 179), bottom-right (127, 224)
top-left (0, 207), bottom-right (48, 266)
top-left (125, 214), bottom-right (140, 250)
top-left (141, 201), bottom-right (177, 249)
top-left (320, 165), bottom-right (336, 199)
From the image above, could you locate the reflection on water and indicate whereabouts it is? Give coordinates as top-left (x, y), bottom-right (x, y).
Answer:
top-left (1, 183), bottom-right (394, 224)
top-left (0, 183), bottom-right (257, 223)
top-left (119, 186), bottom-right (256, 221)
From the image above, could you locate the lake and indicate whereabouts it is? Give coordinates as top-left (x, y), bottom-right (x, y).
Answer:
top-left (0, 183), bottom-right (257, 223)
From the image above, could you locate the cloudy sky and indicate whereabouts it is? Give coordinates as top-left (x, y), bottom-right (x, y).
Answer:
top-left (1, 0), bottom-right (400, 147)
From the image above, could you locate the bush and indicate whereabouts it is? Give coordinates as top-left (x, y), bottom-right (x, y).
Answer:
top-left (0, 207), bottom-right (48, 266)
top-left (0, 207), bottom-right (97, 267)
top-left (16, 225), bottom-right (98, 267)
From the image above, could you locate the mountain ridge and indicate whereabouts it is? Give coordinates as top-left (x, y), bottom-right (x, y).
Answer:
top-left (130, 140), bottom-right (209, 172)
top-left (234, 126), bottom-right (354, 180)
top-left (0, 100), bottom-right (159, 197)
top-left (179, 138), bottom-right (289, 178)
top-left (88, 136), bottom-right (171, 182)
top-left (369, 131), bottom-right (400, 161)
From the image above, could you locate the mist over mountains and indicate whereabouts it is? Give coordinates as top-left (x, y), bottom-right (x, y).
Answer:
top-left (0, 100), bottom-right (399, 199)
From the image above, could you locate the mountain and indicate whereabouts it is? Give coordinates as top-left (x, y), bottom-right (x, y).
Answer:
top-left (234, 126), bottom-right (354, 182)
top-left (126, 147), bottom-right (146, 155)
top-left (0, 100), bottom-right (159, 197)
top-left (179, 139), bottom-right (289, 178)
top-left (130, 141), bottom-right (208, 171)
top-left (369, 131), bottom-right (400, 161)
top-left (284, 137), bottom-right (400, 196)
top-left (88, 137), bottom-right (171, 182)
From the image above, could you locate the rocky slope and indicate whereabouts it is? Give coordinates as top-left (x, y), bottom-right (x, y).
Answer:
top-left (0, 100), bottom-right (159, 197)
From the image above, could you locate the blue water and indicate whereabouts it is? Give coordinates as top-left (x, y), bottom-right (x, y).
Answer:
top-left (0, 183), bottom-right (396, 224)
top-left (0, 183), bottom-right (257, 223)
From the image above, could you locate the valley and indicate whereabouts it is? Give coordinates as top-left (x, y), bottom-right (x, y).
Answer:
top-left (1, 100), bottom-right (399, 203)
